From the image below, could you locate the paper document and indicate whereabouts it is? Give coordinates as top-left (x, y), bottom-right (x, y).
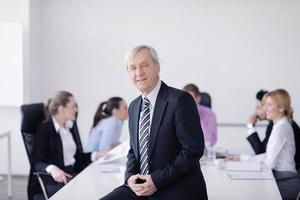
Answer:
top-left (227, 170), bottom-right (274, 180)
top-left (99, 166), bottom-right (121, 173)
top-left (97, 140), bottom-right (130, 164)
top-left (226, 161), bottom-right (261, 171)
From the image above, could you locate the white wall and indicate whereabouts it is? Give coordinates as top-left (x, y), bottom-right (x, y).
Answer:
top-left (1, 0), bottom-right (300, 175)
top-left (0, 0), bottom-right (29, 175)
top-left (38, 0), bottom-right (300, 143)
top-left (0, 0), bottom-right (43, 175)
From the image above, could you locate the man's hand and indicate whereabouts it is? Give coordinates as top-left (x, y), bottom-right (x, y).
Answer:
top-left (127, 174), bottom-right (145, 194)
top-left (248, 114), bottom-right (257, 125)
top-left (134, 174), bottom-right (157, 196)
top-left (50, 166), bottom-right (72, 184)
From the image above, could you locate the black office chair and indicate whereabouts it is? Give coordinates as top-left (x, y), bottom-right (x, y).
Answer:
top-left (200, 92), bottom-right (212, 109)
top-left (292, 121), bottom-right (300, 171)
top-left (20, 103), bottom-right (50, 200)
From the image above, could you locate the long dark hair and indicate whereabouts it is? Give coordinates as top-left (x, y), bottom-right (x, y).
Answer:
top-left (92, 97), bottom-right (123, 128)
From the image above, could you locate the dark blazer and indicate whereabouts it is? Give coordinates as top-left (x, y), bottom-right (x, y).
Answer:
top-left (33, 118), bottom-right (91, 174)
top-left (247, 120), bottom-right (300, 171)
top-left (125, 82), bottom-right (208, 200)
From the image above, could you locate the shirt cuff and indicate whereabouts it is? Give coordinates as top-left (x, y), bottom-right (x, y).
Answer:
top-left (91, 151), bottom-right (97, 162)
top-left (45, 164), bottom-right (55, 173)
top-left (246, 123), bottom-right (256, 136)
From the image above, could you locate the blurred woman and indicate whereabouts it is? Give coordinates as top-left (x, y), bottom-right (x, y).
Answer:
top-left (33, 91), bottom-right (96, 198)
top-left (85, 97), bottom-right (128, 154)
top-left (263, 89), bottom-right (300, 199)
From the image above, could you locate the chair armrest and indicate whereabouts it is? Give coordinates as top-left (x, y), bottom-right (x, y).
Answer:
top-left (275, 172), bottom-right (300, 182)
top-left (33, 171), bottom-right (51, 176)
top-left (33, 172), bottom-right (51, 200)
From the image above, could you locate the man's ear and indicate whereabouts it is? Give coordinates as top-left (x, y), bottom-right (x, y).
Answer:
top-left (155, 63), bottom-right (160, 73)
top-left (195, 96), bottom-right (201, 104)
top-left (198, 95), bottom-right (202, 104)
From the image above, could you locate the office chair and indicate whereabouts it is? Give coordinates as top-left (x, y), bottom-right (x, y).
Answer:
top-left (292, 121), bottom-right (300, 172)
top-left (200, 92), bottom-right (212, 109)
top-left (20, 103), bottom-right (50, 200)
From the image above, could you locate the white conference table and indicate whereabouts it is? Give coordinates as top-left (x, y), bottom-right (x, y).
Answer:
top-left (49, 160), bottom-right (282, 200)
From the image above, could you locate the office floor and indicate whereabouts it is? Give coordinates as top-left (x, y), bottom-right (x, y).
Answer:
top-left (0, 175), bottom-right (27, 200)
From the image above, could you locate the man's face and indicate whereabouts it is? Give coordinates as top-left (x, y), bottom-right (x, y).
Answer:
top-left (127, 49), bottom-right (160, 96)
top-left (255, 100), bottom-right (267, 120)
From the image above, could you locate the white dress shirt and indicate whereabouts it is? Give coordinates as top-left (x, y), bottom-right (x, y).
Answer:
top-left (46, 117), bottom-right (77, 173)
top-left (140, 80), bottom-right (161, 131)
top-left (255, 116), bottom-right (296, 172)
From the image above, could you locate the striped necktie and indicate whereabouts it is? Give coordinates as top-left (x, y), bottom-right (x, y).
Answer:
top-left (139, 97), bottom-right (150, 175)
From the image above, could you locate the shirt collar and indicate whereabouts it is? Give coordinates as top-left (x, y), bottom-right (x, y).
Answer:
top-left (142, 80), bottom-right (161, 108)
top-left (52, 116), bottom-right (74, 134)
top-left (274, 116), bottom-right (289, 127)
top-left (52, 116), bottom-right (61, 133)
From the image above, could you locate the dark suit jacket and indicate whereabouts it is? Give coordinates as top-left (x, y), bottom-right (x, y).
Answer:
top-left (125, 82), bottom-right (207, 200)
top-left (33, 118), bottom-right (91, 174)
top-left (247, 121), bottom-right (273, 155)
top-left (247, 120), bottom-right (300, 171)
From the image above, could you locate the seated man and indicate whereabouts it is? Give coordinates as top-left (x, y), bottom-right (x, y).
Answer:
top-left (183, 83), bottom-right (217, 147)
top-left (246, 89), bottom-right (272, 154)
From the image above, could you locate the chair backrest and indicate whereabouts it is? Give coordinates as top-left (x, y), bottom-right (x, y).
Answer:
top-left (20, 103), bottom-right (46, 164)
top-left (200, 92), bottom-right (212, 109)
top-left (292, 121), bottom-right (300, 171)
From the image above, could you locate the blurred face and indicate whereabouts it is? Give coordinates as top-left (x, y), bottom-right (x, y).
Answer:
top-left (187, 91), bottom-right (201, 105)
top-left (60, 96), bottom-right (78, 121)
top-left (265, 96), bottom-right (284, 123)
top-left (255, 100), bottom-right (266, 120)
top-left (113, 100), bottom-right (128, 121)
top-left (127, 49), bottom-right (160, 96)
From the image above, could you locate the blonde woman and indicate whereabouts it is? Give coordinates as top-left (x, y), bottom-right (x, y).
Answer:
top-left (33, 91), bottom-right (102, 198)
top-left (262, 89), bottom-right (299, 199)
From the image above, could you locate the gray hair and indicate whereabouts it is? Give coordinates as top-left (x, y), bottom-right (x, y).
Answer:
top-left (124, 45), bottom-right (160, 68)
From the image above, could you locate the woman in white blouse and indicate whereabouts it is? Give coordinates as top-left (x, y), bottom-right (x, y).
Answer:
top-left (85, 97), bottom-right (128, 153)
top-left (264, 89), bottom-right (296, 172)
top-left (263, 89), bottom-right (300, 199)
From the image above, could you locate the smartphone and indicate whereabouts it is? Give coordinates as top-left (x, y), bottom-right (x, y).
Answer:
top-left (135, 178), bottom-right (146, 184)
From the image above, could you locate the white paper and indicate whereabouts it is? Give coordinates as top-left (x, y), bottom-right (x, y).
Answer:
top-left (227, 170), bottom-right (274, 180)
top-left (97, 140), bottom-right (130, 164)
top-left (226, 161), bottom-right (261, 171)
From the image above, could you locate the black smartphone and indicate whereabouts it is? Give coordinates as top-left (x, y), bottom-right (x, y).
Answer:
top-left (135, 178), bottom-right (146, 184)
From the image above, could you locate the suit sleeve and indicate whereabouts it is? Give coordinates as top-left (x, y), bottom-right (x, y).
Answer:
top-left (33, 124), bottom-right (52, 172)
top-left (125, 104), bottom-right (140, 183)
top-left (125, 143), bottom-right (139, 183)
top-left (151, 92), bottom-right (205, 189)
top-left (247, 132), bottom-right (265, 154)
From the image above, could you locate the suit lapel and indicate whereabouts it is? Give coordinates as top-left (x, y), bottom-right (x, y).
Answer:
top-left (148, 82), bottom-right (168, 159)
top-left (132, 97), bottom-right (142, 160)
top-left (50, 119), bottom-right (65, 166)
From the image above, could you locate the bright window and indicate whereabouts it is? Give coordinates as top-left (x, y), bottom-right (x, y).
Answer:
top-left (0, 22), bottom-right (23, 106)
